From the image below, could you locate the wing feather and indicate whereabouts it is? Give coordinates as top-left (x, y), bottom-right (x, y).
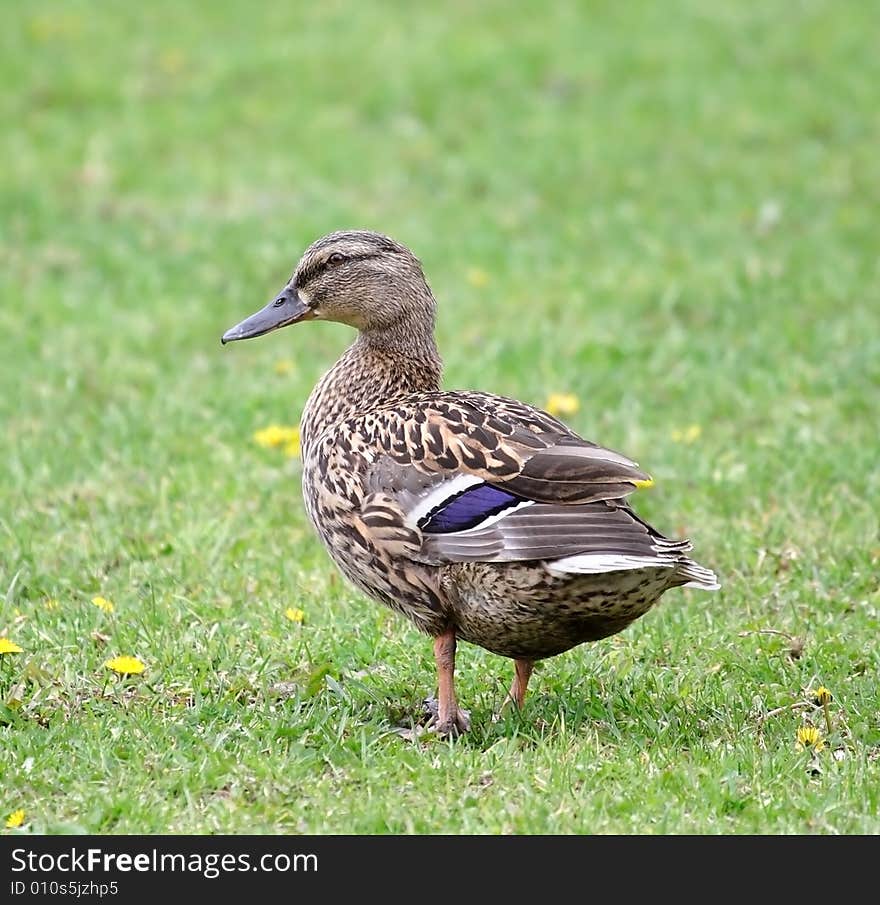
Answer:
top-left (362, 391), bottom-right (652, 506)
top-left (326, 392), bottom-right (714, 579)
top-left (418, 499), bottom-right (675, 564)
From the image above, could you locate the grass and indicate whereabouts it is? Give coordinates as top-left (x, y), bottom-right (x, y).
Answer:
top-left (1, 0), bottom-right (879, 834)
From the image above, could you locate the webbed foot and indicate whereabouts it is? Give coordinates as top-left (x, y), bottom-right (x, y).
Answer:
top-left (423, 696), bottom-right (471, 737)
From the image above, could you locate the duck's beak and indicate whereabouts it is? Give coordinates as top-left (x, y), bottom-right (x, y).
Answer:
top-left (221, 285), bottom-right (314, 344)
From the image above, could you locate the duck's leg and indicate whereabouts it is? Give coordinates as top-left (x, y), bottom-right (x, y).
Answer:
top-left (508, 658), bottom-right (534, 710)
top-left (494, 658), bottom-right (534, 721)
top-left (429, 626), bottom-right (470, 737)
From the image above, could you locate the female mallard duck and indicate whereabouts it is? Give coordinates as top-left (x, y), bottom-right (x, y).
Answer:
top-left (223, 230), bottom-right (719, 735)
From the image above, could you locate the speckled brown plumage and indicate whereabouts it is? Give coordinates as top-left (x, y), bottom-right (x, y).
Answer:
top-left (223, 229), bottom-right (719, 735)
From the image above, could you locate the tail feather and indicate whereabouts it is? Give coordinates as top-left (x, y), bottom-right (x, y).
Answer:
top-left (673, 558), bottom-right (720, 591)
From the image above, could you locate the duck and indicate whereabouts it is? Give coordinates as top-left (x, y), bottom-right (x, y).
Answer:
top-left (222, 230), bottom-right (719, 736)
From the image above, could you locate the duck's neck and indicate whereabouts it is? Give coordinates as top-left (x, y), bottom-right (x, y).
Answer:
top-left (300, 320), bottom-right (442, 458)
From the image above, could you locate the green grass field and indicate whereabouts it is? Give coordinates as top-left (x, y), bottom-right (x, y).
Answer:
top-left (2, 0), bottom-right (879, 834)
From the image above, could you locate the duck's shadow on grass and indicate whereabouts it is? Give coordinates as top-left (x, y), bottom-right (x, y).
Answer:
top-left (379, 683), bottom-right (730, 751)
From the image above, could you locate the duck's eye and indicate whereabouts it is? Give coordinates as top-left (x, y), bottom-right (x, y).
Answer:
top-left (328, 252), bottom-right (345, 266)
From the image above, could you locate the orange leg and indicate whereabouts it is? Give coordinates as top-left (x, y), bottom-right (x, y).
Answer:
top-left (430, 627), bottom-right (470, 737)
top-left (506, 658), bottom-right (534, 710)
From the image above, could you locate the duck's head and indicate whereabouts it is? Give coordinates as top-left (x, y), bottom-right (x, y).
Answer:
top-left (221, 230), bottom-right (434, 344)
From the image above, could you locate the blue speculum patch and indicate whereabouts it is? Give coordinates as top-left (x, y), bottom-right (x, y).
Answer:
top-left (419, 483), bottom-right (522, 534)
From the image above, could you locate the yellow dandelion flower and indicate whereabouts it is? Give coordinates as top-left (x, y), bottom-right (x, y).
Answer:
top-left (273, 359), bottom-right (295, 376)
top-left (254, 424), bottom-right (300, 450)
top-left (813, 686), bottom-right (834, 733)
top-left (545, 393), bottom-right (580, 418)
top-left (44, 599), bottom-right (59, 611)
top-left (0, 638), bottom-right (23, 655)
top-left (796, 725), bottom-right (825, 752)
top-left (254, 424), bottom-right (286, 448)
top-left (27, 13), bottom-right (82, 43)
top-left (104, 655), bottom-right (146, 676)
top-left (92, 596), bottom-right (114, 613)
top-left (284, 607), bottom-right (305, 623)
top-left (158, 48), bottom-right (185, 76)
top-left (466, 268), bottom-right (490, 288)
top-left (5, 809), bottom-right (25, 829)
top-left (671, 424), bottom-right (702, 444)
top-left (813, 686), bottom-right (832, 706)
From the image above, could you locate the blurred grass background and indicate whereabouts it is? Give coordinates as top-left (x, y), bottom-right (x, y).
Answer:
top-left (1, 0), bottom-right (878, 833)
